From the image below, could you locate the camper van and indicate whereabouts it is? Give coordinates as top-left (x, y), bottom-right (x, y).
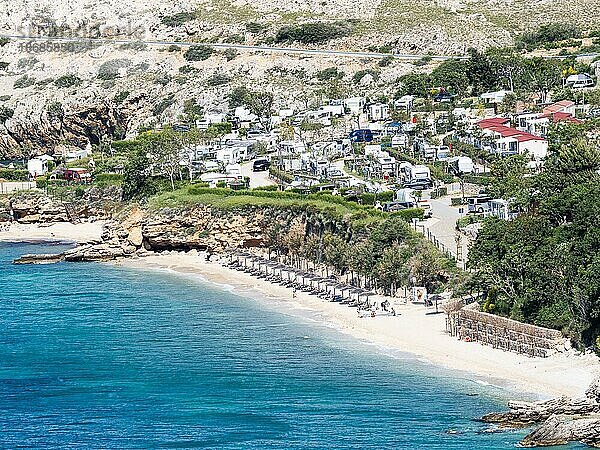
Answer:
top-left (566, 73), bottom-right (595, 89)
top-left (391, 134), bottom-right (408, 149)
top-left (408, 165), bottom-right (431, 182)
top-left (436, 146), bottom-right (450, 161)
top-left (467, 196), bottom-right (492, 214)
top-left (448, 156), bottom-right (474, 175)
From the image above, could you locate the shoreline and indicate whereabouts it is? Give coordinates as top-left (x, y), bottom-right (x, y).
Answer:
top-left (118, 251), bottom-right (599, 400)
top-left (0, 221), bottom-right (105, 244)
top-left (2, 221), bottom-right (598, 400)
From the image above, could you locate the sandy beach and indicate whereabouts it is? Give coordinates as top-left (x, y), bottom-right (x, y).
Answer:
top-left (3, 222), bottom-right (598, 399)
top-left (0, 221), bottom-right (105, 243)
top-left (116, 251), bottom-right (600, 400)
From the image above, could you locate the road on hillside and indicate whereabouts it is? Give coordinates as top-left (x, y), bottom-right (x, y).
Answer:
top-left (4, 34), bottom-right (598, 61)
top-left (241, 161), bottom-right (276, 188)
top-left (422, 197), bottom-right (470, 267)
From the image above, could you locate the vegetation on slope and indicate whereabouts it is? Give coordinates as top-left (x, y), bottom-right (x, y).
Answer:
top-left (468, 120), bottom-right (600, 352)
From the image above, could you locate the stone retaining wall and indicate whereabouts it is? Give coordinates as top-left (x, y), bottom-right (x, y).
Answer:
top-left (446, 301), bottom-right (564, 358)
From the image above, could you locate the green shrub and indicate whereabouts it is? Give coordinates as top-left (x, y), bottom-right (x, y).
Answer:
top-left (245, 22), bottom-right (267, 34)
top-left (14, 75), bottom-right (35, 89)
top-left (516, 23), bottom-right (582, 50)
top-left (97, 59), bottom-right (131, 80)
top-left (376, 191), bottom-right (395, 202)
top-left (152, 95), bottom-right (176, 116)
top-left (0, 37), bottom-right (9, 46)
top-left (206, 72), bottom-right (231, 86)
top-left (316, 67), bottom-right (344, 81)
top-left (161, 12), bottom-right (196, 27)
top-left (352, 69), bottom-right (379, 84)
top-left (153, 73), bottom-right (172, 86)
top-left (179, 65), bottom-right (199, 75)
top-left (184, 45), bottom-right (214, 61)
top-left (253, 185), bottom-right (278, 191)
top-left (0, 168), bottom-right (29, 181)
top-left (0, 105), bottom-right (14, 124)
top-left (268, 167), bottom-right (293, 183)
top-left (119, 42), bottom-right (147, 51)
top-left (113, 91), bottom-right (130, 104)
top-left (462, 174), bottom-right (493, 186)
top-left (167, 45), bottom-right (181, 52)
top-left (224, 48), bottom-right (238, 61)
top-left (0, 61), bottom-right (9, 70)
top-left (451, 197), bottom-right (466, 206)
top-left (94, 173), bottom-right (123, 186)
top-left (54, 74), bottom-right (82, 88)
top-left (35, 175), bottom-right (48, 189)
top-left (378, 56), bottom-right (394, 67)
top-left (390, 208), bottom-right (424, 222)
top-left (360, 193), bottom-right (376, 205)
top-left (275, 22), bottom-right (353, 44)
top-left (46, 102), bottom-right (65, 121)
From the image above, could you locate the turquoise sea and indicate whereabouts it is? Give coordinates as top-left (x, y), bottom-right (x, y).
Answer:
top-left (0, 242), bottom-right (579, 449)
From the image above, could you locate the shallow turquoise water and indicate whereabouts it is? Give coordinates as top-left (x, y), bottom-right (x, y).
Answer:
top-left (0, 242), bottom-right (576, 449)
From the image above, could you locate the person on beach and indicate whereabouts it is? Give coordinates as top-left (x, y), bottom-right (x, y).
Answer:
top-left (292, 288), bottom-right (297, 298)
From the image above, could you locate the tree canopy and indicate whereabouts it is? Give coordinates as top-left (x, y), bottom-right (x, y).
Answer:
top-left (469, 120), bottom-right (600, 351)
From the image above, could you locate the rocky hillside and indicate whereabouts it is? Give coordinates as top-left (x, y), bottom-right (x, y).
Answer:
top-left (0, 39), bottom-right (414, 156)
top-left (0, 0), bottom-right (598, 156)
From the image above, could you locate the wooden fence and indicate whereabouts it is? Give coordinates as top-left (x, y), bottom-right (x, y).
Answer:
top-left (446, 301), bottom-right (564, 358)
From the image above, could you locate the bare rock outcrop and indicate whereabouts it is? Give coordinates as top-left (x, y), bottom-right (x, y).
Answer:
top-left (7, 188), bottom-right (122, 224)
top-left (140, 206), bottom-right (267, 252)
top-left (520, 414), bottom-right (600, 448)
top-left (483, 376), bottom-right (600, 447)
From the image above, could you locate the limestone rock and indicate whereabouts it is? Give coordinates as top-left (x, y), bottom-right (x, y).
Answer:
top-left (483, 375), bottom-right (600, 448)
top-left (520, 414), bottom-right (600, 448)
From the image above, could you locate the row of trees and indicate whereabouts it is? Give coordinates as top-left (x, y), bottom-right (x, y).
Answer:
top-left (397, 49), bottom-right (591, 103)
top-left (468, 120), bottom-right (600, 351)
top-left (263, 216), bottom-right (456, 296)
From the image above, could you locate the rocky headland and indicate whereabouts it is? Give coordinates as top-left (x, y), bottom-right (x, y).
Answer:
top-left (482, 376), bottom-right (600, 447)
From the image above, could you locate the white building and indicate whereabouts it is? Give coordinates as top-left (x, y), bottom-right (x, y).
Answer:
top-left (480, 90), bottom-right (513, 105)
top-left (477, 118), bottom-right (548, 163)
top-left (366, 103), bottom-right (390, 122)
top-left (344, 97), bottom-right (366, 115)
top-left (27, 155), bottom-right (54, 177)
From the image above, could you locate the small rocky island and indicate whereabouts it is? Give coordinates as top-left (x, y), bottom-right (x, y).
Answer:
top-left (482, 376), bottom-right (600, 447)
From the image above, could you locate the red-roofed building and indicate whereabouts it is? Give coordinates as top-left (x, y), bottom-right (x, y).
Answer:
top-left (539, 111), bottom-right (582, 124)
top-left (515, 100), bottom-right (580, 139)
top-left (542, 100), bottom-right (576, 116)
top-left (477, 119), bottom-right (548, 166)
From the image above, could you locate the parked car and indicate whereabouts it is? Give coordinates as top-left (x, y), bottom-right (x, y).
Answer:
top-left (467, 196), bottom-right (492, 214)
top-left (417, 199), bottom-right (433, 218)
top-left (403, 178), bottom-right (432, 190)
top-left (433, 92), bottom-right (456, 103)
top-left (383, 201), bottom-right (415, 212)
top-left (252, 159), bottom-right (271, 172)
top-left (348, 129), bottom-right (373, 143)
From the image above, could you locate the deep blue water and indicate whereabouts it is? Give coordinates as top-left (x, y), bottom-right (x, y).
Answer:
top-left (0, 242), bottom-right (576, 449)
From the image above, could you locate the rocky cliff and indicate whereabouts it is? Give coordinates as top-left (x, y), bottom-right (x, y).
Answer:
top-left (2, 187), bottom-right (122, 223)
